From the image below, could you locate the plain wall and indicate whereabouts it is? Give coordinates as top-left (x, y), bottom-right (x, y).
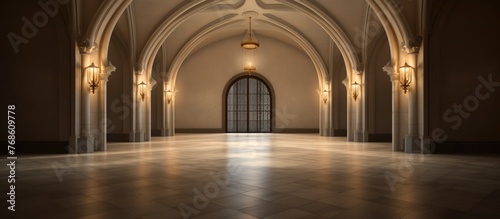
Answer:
top-left (106, 34), bottom-right (135, 141)
top-left (1, 1), bottom-right (71, 143)
top-left (428, 0), bottom-right (500, 143)
top-left (175, 35), bottom-right (320, 132)
top-left (367, 32), bottom-right (392, 140)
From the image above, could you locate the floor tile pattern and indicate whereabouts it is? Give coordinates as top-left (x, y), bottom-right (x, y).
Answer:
top-left (2, 134), bottom-right (500, 218)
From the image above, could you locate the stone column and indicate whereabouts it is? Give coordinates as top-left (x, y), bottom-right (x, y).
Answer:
top-left (342, 78), bottom-right (352, 141)
top-left (383, 62), bottom-right (400, 151)
top-left (96, 62), bottom-right (115, 151)
top-left (134, 73), bottom-right (145, 142)
top-left (76, 41), bottom-right (98, 153)
top-left (165, 84), bottom-right (177, 136)
top-left (145, 79), bottom-right (156, 141)
top-left (161, 78), bottom-right (176, 136)
top-left (403, 37), bottom-right (422, 153)
top-left (353, 72), bottom-right (364, 142)
top-left (319, 82), bottom-right (332, 136)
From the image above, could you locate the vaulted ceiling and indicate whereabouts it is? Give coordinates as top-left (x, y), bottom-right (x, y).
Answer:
top-left (92, 0), bottom-right (420, 74)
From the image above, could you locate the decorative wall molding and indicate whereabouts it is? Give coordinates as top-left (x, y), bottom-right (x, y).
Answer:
top-left (342, 77), bottom-right (349, 88)
top-left (104, 61), bottom-right (116, 82)
top-left (204, 0), bottom-right (245, 11)
top-left (402, 36), bottom-right (422, 54)
top-left (78, 37), bottom-right (98, 54)
top-left (255, 0), bottom-right (294, 11)
top-left (383, 61), bottom-right (397, 82)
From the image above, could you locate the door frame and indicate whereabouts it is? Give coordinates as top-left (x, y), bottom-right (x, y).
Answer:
top-left (223, 72), bottom-right (275, 133)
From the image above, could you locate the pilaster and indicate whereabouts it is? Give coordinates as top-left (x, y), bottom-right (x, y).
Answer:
top-left (95, 61), bottom-right (115, 151)
top-left (383, 61), bottom-right (401, 151)
top-left (75, 39), bottom-right (98, 153)
top-left (402, 37), bottom-right (422, 153)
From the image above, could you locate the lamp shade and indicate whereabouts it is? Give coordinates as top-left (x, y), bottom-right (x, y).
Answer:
top-left (86, 62), bottom-right (100, 94)
top-left (352, 81), bottom-right (360, 101)
top-left (139, 81), bottom-right (147, 101)
top-left (399, 62), bottom-right (413, 94)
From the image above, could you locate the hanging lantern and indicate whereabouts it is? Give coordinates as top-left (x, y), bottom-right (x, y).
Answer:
top-left (166, 90), bottom-right (173, 104)
top-left (399, 62), bottom-right (413, 94)
top-left (86, 62), bottom-right (100, 94)
top-left (352, 81), bottom-right (360, 101)
top-left (322, 90), bottom-right (329, 104)
top-left (139, 81), bottom-right (147, 101)
top-left (241, 16), bottom-right (259, 73)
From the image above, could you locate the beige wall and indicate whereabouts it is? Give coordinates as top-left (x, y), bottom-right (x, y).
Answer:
top-left (175, 35), bottom-right (320, 131)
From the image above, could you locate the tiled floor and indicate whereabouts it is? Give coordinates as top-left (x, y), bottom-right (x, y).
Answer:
top-left (2, 134), bottom-right (500, 218)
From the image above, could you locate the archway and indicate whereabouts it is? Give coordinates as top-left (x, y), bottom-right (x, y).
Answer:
top-left (225, 75), bottom-right (273, 133)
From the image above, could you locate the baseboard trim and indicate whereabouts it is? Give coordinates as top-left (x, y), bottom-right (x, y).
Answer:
top-left (0, 141), bottom-right (69, 155)
top-left (368, 133), bottom-right (392, 142)
top-left (274, 129), bottom-right (319, 133)
top-left (175, 128), bottom-right (320, 134)
top-left (151, 130), bottom-right (162, 136)
top-left (176, 128), bottom-right (225, 133)
top-left (333, 129), bottom-right (347, 137)
top-left (107, 134), bottom-right (130, 142)
top-left (434, 141), bottom-right (500, 154)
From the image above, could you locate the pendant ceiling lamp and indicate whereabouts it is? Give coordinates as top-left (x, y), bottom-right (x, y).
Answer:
top-left (241, 13), bottom-right (259, 73)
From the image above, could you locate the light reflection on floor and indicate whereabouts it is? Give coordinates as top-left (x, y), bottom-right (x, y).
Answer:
top-left (2, 134), bottom-right (500, 218)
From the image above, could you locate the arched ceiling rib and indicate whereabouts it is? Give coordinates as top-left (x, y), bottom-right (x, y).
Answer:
top-left (98, 0), bottom-right (416, 82)
top-left (166, 13), bottom-right (329, 89)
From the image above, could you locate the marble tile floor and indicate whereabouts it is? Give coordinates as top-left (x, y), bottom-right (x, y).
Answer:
top-left (2, 134), bottom-right (500, 219)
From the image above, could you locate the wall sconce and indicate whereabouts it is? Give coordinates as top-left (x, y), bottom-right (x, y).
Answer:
top-left (352, 81), bottom-right (360, 101)
top-left (166, 90), bottom-right (173, 104)
top-left (399, 62), bottom-right (413, 94)
top-left (138, 81), bottom-right (147, 101)
top-left (322, 90), bottom-right (329, 104)
top-left (86, 62), bottom-right (100, 94)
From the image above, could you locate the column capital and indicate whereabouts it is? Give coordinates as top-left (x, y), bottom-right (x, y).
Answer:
top-left (401, 36), bottom-right (422, 54)
top-left (78, 37), bottom-right (98, 54)
top-left (353, 64), bottom-right (364, 75)
top-left (383, 61), bottom-right (397, 82)
top-left (160, 72), bottom-right (169, 82)
top-left (134, 63), bottom-right (144, 75)
top-left (342, 77), bottom-right (349, 88)
top-left (101, 61), bottom-right (116, 82)
top-left (149, 78), bottom-right (158, 91)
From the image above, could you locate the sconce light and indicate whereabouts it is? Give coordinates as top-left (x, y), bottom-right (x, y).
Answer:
top-left (86, 62), bottom-right (100, 94)
top-left (399, 62), bottom-right (413, 94)
top-left (166, 90), bottom-right (173, 104)
top-left (138, 81), bottom-right (147, 101)
top-left (322, 90), bottom-right (329, 104)
top-left (352, 81), bottom-right (360, 101)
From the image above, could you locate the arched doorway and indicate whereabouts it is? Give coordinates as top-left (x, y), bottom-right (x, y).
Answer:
top-left (226, 75), bottom-right (272, 133)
